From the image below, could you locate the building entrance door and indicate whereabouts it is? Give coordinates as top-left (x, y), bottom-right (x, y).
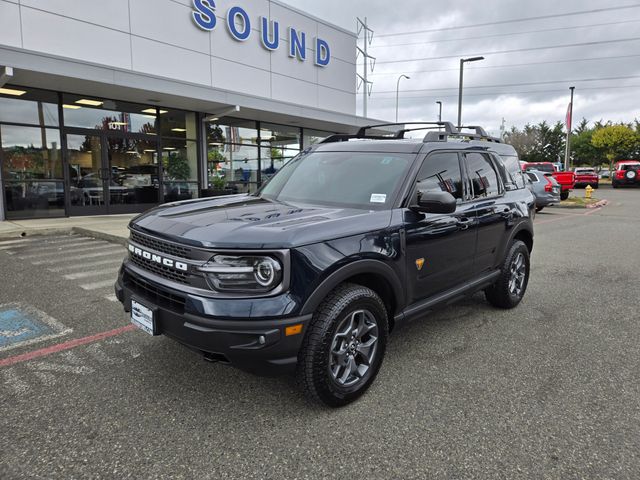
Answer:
top-left (65, 131), bottom-right (160, 216)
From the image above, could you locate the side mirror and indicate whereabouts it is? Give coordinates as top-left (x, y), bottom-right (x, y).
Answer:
top-left (412, 190), bottom-right (457, 214)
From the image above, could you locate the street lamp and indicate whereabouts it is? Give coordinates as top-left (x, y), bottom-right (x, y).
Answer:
top-left (395, 74), bottom-right (410, 123)
top-left (457, 56), bottom-right (484, 128)
top-left (436, 101), bottom-right (442, 122)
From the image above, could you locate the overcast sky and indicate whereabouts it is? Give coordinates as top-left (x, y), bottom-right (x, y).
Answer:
top-left (280, 0), bottom-right (640, 136)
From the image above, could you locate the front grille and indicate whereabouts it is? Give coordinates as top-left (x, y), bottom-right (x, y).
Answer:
top-left (124, 271), bottom-right (186, 313)
top-left (130, 230), bottom-right (192, 259)
top-left (129, 254), bottom-right (189, 285)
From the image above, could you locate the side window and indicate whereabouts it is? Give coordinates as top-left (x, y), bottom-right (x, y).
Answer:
top-left (464, 152), bottom-right (501, 199)
top-left (415, 152), bottom-right (463, 200)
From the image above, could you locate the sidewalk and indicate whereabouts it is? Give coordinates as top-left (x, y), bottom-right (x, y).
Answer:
top-left (0, 214), bottom-right (135, 244)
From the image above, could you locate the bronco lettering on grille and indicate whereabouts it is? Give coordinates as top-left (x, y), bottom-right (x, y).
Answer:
top-left (128, 244), bottom-right (188, 272)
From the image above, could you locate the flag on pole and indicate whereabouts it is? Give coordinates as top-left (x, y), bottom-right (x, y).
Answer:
top-left (565, 102), bottom-right (572, 131)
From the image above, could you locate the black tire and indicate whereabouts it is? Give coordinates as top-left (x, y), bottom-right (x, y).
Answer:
top-left (535, 206), bottom-right (544, 212)
top-left (612, 181), bottom-right (619, 189)
top-left (485, 240), bottom-right (530, 309)
top-left (560, 191), bottom-right (569, 201)
top-left (592, 183), bottom-right (599, 189)
top-left (296, 283), bottom-right (389, 407)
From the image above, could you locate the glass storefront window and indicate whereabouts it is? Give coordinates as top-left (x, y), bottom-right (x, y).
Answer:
top-left (303, 129), bottom-right (334, 148)
top-left (2, 125), bottom-right (64, 218)
top-left (0, 86), bottom-right (59, 127)
top-left (207, 118), bottom-right (258, 146)
top-left (162, 139), bottom-right (198, 202)
top-left (260, 123), bottom-right (301, 150)
top-left (159, 110), bottom-right (198, 140)
top-left (62, 95), bottom-right (157, 135)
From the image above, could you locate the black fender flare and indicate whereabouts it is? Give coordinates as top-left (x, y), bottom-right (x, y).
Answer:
top-left (499, 222), bottom-right (534, 262)
top-left (300, 259), bottom-right (405, 316)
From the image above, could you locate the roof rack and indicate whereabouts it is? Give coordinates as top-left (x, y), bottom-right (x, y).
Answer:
top-left (439, 125), bottom-right (503, 143)
top-left (320, 122), bottom-right (459, 144)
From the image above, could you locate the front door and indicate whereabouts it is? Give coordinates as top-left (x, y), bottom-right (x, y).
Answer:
top-left (404, 151), bottom-right (478, 304)
top-left (66, 132), bottom-right (160, 216)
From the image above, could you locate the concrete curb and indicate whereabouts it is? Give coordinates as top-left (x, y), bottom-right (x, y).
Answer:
top-left (72, 227), bottom-right (128, 246)
top-left (0, 227), bottom-right (74, 240)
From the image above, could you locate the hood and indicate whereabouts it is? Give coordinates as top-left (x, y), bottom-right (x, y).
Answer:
top-left (131, 195), bottom-right (393, 249)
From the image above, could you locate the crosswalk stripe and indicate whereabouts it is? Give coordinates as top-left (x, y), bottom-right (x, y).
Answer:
top-left (81, 279), bottom-right (117, 291)
top-left (0, 236), bottom-right (84, 250)
top-left (18, 243), bottom-right (114, 260)
top-left (64, 267), bottom-right (121, 280)
top-left (32, 248), bottom-right (124, 265)
top-left (104, 294), bottom-right (119, 302)
top-left (0, 235), bottom-right (79, 246)
top-left (48, 258), bottom-right (125, 273)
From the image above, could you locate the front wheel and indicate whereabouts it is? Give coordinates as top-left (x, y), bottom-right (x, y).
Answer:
top-left (485, 240), bottom-right (530, 309)
top-left (535, 206), bottom-right (544, 212)
top-left (296, 283), bottom-right (389, 407)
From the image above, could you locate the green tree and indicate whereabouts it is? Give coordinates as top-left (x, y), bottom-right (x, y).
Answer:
top-left (591, 125), bottom-right (639, 167)
top-left (163, 153), bottom-right (190, 180)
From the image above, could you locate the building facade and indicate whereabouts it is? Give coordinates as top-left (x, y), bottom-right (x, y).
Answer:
top-left (0, 0), bottom-right (370, 220)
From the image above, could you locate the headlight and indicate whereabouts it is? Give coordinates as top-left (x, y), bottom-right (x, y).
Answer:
top-left (197, 255), bottom-right (283, 293)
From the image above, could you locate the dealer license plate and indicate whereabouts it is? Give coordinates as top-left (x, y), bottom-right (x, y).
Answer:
top-left (131, 299), bottom-right (156, 336)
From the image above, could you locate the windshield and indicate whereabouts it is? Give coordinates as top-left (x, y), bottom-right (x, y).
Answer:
top-left (528, 163), bottom-right (554, 173)
top-left (259, 150), bottom-right (414, 209)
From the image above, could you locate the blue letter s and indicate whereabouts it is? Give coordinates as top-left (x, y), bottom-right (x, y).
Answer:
top-left (192, 0), bottom-right (216, 31)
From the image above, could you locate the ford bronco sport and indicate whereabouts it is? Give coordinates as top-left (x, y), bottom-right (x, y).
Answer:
top-left (116, 122), bottom-right (535, 407)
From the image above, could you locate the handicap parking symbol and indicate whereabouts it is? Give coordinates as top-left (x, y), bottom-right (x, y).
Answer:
top-left (0, 303), bottom-right (71, 352)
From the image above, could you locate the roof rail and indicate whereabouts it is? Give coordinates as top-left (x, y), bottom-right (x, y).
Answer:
top-left (320, 121), bottom-right (459, 144)
top-left (426, 125), bottom-right (503, 144)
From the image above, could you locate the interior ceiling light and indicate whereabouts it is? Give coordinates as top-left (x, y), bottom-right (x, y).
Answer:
top-left (0, 87), bottom-right (27, 96)
top-left (144, 149), bottom-right (156, 152)
top-left (142, 108), bottom-right (167, 114)
top-left (75, 99), bottom-right (104, 106)
top-left (163, 147), bottom-right (177, 151)
top-left (171, 128), bottom-right (187, 132)
top-left (62, 104), bottom-right (82, 110)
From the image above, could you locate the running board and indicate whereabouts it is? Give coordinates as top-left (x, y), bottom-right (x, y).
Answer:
top-left (397, 270), bottom-right (501, 324)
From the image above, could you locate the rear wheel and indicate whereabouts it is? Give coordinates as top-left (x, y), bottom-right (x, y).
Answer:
top-left (592, 183), bottom-right (599, 189)
top-left (560, 191), bottom-right (569, 201)
top-left (535, 206), bottom-right (544, 212)
top-left (296, 283), bottom-right (388, 407)
top-left (485, 240), bottom-right (530, 309)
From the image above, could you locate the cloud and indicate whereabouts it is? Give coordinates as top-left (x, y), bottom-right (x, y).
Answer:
top-left (279, 0), bottom-right (640, 130)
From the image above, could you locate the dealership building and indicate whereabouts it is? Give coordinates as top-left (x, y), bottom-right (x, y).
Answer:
top-left (0, 0), bottom-right (371, 220)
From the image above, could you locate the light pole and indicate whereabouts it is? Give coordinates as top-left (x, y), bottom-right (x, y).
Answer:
top-left (564, 86), bottom-right (575, 171)
top-left (395, 74), bottom-right (410, 123)
top-left (436, 101), bottom-right (442, 122)
top-left (457, 56), bottom-right (484, 128)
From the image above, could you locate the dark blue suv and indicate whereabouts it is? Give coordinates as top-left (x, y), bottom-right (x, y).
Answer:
top-left (116, 122), bottom-right (535, 407)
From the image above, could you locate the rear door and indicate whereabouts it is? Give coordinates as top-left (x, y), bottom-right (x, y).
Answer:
top-left (404, 151), bottom-right (478, 304)
top-left (462, 151), bottom-right (512, 275)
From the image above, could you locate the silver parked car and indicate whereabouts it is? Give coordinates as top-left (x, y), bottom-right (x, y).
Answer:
top-left (525, 169), bottom-right (561, 212)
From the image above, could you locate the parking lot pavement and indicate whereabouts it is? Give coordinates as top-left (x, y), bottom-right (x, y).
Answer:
top-left (1, 188), bottom-right (640, 479)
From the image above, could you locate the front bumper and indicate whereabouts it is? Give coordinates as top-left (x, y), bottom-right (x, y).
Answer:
top-left (115, 266), bottom-right (311, 376)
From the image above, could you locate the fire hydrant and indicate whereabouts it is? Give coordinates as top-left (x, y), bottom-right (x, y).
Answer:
top-left (585, 185), bottom-right (593, 199)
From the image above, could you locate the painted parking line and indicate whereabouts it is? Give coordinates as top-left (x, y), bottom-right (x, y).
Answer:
top-left (64, 267), bottom-right (121, 280)
top-left (81, 279), bottom-right (118, 291)
top-left (48, 257), bottom-right (125, 273)
top-left (0, 325), bottom-right (135, 368)
top-left (32, 248), bottom-right (124, 265)
top-left (0, 303), bottom-right (72, 353)
top-left (0, 236), bottom-right (81, 250)
top-left (8, 239), bottom-right (106, 255)
top-left (18, 243), bottom-right (116, 260)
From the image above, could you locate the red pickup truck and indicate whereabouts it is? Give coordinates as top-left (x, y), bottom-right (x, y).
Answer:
top-left (574, 167), bottom-right (599, 189)
top-left (521, 162), bottom-right (575, 200)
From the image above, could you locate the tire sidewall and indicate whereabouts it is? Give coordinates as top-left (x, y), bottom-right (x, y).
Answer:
top-left (311, 291), bottom-right (388, 405)
top-left (504, 241), bottom-right (530, 307)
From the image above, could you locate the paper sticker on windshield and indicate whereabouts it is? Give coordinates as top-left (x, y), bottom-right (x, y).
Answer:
top-left (370, 193), bottom-right (387, 203)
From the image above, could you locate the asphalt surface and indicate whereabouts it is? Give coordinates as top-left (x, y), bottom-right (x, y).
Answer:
top-left (1, 185), bottom-right (639, 480)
